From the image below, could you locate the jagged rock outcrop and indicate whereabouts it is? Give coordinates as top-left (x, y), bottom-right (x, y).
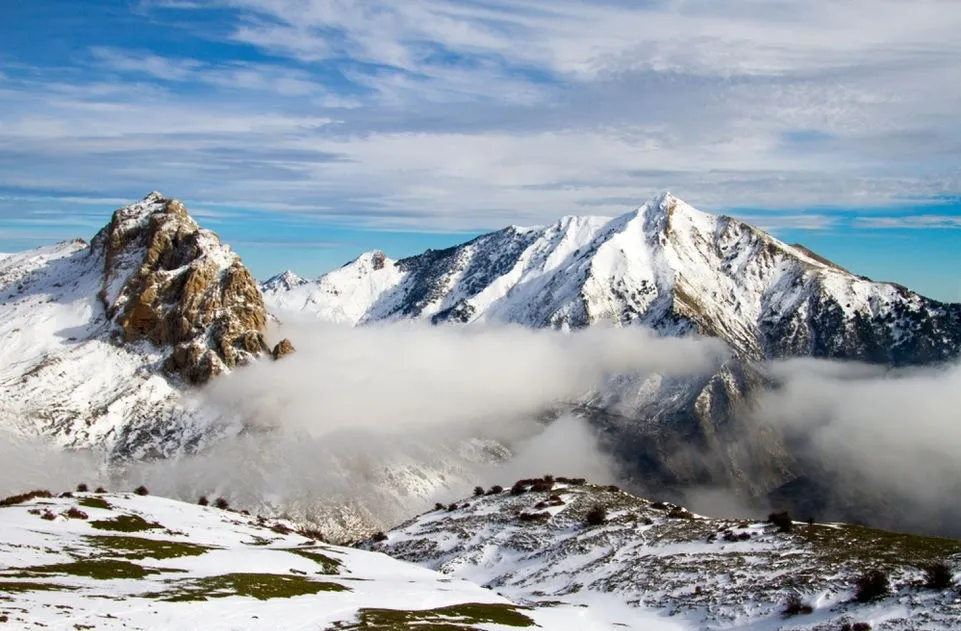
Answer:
top-left (0, 192), bottom-right (292, 458)
top-left (91, 192), bottom-right (271, 384)
top-left (271, 338), bottom-right (295, 360)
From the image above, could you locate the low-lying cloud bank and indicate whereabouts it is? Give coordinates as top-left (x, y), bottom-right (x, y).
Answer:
top-left (1, 321), bottom-right (727, 538)
top-left (5, 321), bottom-right (960, 539)
top-left (757, 358), bottom-right (961, 533)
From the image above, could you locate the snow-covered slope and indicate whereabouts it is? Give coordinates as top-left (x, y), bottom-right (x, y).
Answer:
top-left (0, 489), bottom-right (661, 630)
top-left (264, 193), bottom-right (961, 364)
top-left (0, 193), bottom-right (287, 458)
top-left (371, 479), bottom-right (961, 630)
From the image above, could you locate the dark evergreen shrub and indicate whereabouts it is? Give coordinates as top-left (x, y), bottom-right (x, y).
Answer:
top-left (854, 569), bottom-right (890, 602)
top-left (586, 504), bottom-right (607, 526)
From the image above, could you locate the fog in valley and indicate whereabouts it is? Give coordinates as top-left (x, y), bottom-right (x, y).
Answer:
top-left (3, 321), bottom-right (960, 539)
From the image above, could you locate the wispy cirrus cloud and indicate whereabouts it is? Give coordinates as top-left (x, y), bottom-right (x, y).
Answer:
top-left (1, 0), bottom-right (960, 264)
top-left (855, 215), bottom-right (961, 229)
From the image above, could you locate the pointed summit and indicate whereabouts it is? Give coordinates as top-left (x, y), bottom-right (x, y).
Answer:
top-left (263, 192), bottom-right (961, 363)
top-left (263, 270), bottom-right (307, 292)
top-left (91, 194), bottom-right (277, 383)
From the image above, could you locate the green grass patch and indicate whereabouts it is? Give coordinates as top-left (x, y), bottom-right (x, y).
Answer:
top-left (0, 581), bottom-right (77, 593)
top-left (90, 514), bottom-right (163, 533)
top-left (11, 559), bottom-right (179, 581)
top-left (333, 603), bottom-right (536, 630)
top-left (86, 535), bottom-right (212, 560)
top-left (802, 523), bottom-right (961, 567)
top-left (143, 573), bottom-right (349, 602)
top-left (77, 497), bottom-right (112, 510)
top-left (286, 548), bottom-right (342, 574)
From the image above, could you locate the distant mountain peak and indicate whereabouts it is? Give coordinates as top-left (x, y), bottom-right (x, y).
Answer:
top-left (263, 192), bottom-right (961, 364)
top-left (263, 269), bottom-right (307, 291)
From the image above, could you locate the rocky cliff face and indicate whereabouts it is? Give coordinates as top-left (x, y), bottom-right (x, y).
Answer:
top-left (0, 193), bottom-right (290, 458)
top-left (91, 192), bottom-right (272, 384)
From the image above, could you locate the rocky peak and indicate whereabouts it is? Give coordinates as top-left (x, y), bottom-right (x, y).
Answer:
top-left (90, 192), bottom-right (277, 384)
top-left (262, 270), bottom-right (307, 292)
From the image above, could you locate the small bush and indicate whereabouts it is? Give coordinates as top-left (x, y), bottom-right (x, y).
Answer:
top-left (447, 503), bottom-right (459, 512)
top-left (781, 593), bottom-right (813, 617)
top-left (214, 497), bottom-right (230, 510)
top-left (606, 485), bottom-right (620, 492)
top-left (372, 531), bottom-right (388, 542)
top-left (510, 481), bottom-right (527, 496)
top-left (59, 492), bottom-right (74, 499)
top-left (198, 496), bottom-right (209, 507)
top-left (271, 523), bottom-right (293, 535)
top-left (76, 483), bottom-right (88, 493)
top-left (767, 511), bottom-right (793, 533)
top-left (40, 510), bottom-right (56, 521)
top-left (434, 502), bottom-right (445, 510)
top-left (841, 624), bottom-right (872, 631)
top-left (133, 485), bottom-right (149, 496)
top-left (64, 507), bottom-right (88, 520)
top-left (518, 511), bottom-right (550, 522)
top-left (667, 507), bottom-right (693, 519)
top-left (534, 501), bottom-right (548, 509)
top-left (531, 479), bottom-right (554, 493)
top-left (649, 501), bottom-right (669, 510)
top-left (854, 569), bottom-right (890, 603)
top-left (0, 490), bottom-right (53, 506)
top-left (923, 561), bottom-right (953, 590)
top-left (94, 487), bottom-right (107, 494)
top-left (473, 486), bottom-right (485, 497)
top-left (586, 504), bottom-right (607, 526)
top-left (486, 485), bottom-right (503, 495)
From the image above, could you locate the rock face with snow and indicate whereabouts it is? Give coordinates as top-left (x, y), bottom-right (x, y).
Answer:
top-left (264, 193), bottom-right (961, 364)
top-left (92, 192), bottom-right (271, 384)
top-left (0, 193), bottom-right (283, 457)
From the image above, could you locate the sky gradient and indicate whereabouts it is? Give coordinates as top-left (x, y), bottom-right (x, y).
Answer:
top-left (1, 0), bottom-right (960, 301)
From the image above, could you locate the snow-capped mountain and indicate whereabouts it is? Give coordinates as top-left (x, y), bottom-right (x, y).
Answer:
top-left (0, 193), bottom-right (290, 458)
top-left (370, 479), bottom-right (961, 630)
top-left (263, 192), bottom-right (961, 364)
top-left (263, 193), bottom-right (961, 535)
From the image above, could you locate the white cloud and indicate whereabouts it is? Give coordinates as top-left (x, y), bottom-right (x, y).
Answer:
top-left (1, 0), bottom-right (960, 237)
top-left (854, 215), bottom-right (961, 229)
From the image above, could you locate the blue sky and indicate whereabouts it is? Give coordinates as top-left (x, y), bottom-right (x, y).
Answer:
top-left (1, 0), bottom-right (960, 301)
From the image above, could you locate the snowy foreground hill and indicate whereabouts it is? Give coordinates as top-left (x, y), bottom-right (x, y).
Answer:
top-left (370, 479), bottom-right (961, 630)
top-left (0, 489), bottom-right (599, 630)
top-left (2, 484), bottom-right (959, 631)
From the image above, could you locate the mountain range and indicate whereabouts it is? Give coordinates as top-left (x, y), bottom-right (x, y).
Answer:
top-left (2, 192), bottom-right (960, 539)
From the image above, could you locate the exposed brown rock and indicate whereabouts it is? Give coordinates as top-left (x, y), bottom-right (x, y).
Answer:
top-left (91, 192), bottom-right (279, 384)
top-left (271, 338), bottom-right (295, 360)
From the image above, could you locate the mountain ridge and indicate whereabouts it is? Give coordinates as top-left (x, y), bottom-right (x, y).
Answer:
top-left (262, 192), bottom-right (961, 365)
